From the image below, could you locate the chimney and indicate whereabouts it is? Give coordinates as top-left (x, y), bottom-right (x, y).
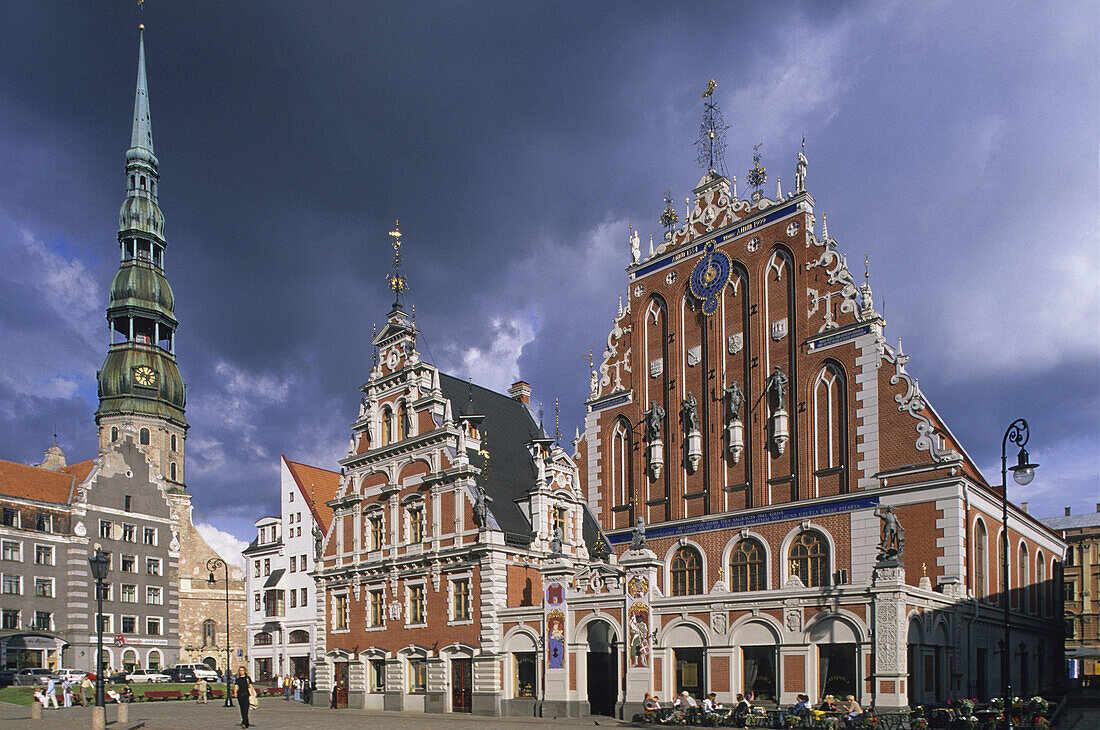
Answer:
top-left (508, 381), bottom-right (531, 404)
top-left (1021, 502), bottom-right (1028, 514)
top-left (1096, 503), bottom-right (1100, 513)
top-left (1065, 507), bottom-right (1072, 516)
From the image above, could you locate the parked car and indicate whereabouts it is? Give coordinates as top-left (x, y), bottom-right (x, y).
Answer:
top-left (173, 663), bottom-right (219, 682)
top-left (0, 669), bottom-right (17, 687)
top-left (55, 668), bottom-right (91, 683)
top-left (124, 669), bottom-right (170, 683)
top-left (13, 668), bottom-right (58, 686)
top-left (107, 671), bottom-right (130, 684)
top-left (163, 667), bottom-right (197, 683)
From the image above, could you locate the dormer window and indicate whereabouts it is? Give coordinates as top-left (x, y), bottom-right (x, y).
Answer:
top-left (551, 505), bottom-right (567, 541)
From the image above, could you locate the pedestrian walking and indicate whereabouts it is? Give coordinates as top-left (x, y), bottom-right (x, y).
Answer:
top-left (61, 678), bottom-right (72, 707)
top-left (80, 676), bottom-right (93, 706)
top-left (195, 677), bottom-right (208, 704)
top-left (284, 673), bottom-right (292, 700)
top-left (293, 675), bottom-right (301, 702)
top-left (231, 666), bottom-right (255, 728)
top-left (44, 676), bottom-right (59, 708)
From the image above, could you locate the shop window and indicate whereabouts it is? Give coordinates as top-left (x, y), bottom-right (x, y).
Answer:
top-left (408, 659), bottom-right (426, 693)
top-left (370, 660), bottom-right (385, 693)
top-left (514, 652), bottom-right (537, 698)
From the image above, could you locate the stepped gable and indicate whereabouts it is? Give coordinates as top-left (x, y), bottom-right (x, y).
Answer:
top-left (439, 373), bottom-right (540, 541)
top-left (283, 456), bottom-right (339, 532)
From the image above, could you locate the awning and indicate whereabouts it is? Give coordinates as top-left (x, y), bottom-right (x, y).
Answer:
top-left (263, 568), bottom-right (285, 588)
top-left (0, 632), bottom-right (66, 649)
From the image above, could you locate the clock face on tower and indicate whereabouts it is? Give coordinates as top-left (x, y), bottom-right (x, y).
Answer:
top-left (133, 365), bottom-right (158, 387)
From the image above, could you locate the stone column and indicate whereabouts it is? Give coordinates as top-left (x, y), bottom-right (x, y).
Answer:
top-left (540, 557), bottom-right (575, 717)
top-left (425, 656), bottom-right (446, 714)
top-left (620, 547), bottom-right (661, 719)
top-left (870, 561), bottom-right (909, 711)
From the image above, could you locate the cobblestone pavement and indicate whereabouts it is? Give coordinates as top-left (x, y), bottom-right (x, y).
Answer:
top-left (0, 698), bottom-right (633, 729)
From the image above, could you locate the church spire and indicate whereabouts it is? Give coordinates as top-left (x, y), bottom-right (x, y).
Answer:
top-left (130, 28), bottom-right (155, 158)
top-left (97, 26), bottom-right (188, 491)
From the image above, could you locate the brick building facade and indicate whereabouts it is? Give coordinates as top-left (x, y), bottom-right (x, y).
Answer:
top-left (312, 150), bottom-right (1065, 718)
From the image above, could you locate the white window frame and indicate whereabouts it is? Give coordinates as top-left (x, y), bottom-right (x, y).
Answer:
top-left (146, 616), bottom-right (162, 635)
top-left (97, 613), bottom-right (113, 633)
top-left (120, 583), bottom-right (138, 603)
top-left (1, 540), bottom-right (22, 562)
top-left (331, 592), bottom-right (349, 633)
top-left (146, 585), bottom-right (162, 605)
top-left (33, 576), bottom-right (54, 598)
top-left (121, 554), bottom-right (137, 573)
top-left (34, 544), bottom-right (54, 566)
top-left (1, 573), bottom-right (21, 595)
top-left (405, 581), bottom-right (427, 627)
top-left (142, 527), bottom-right (157, 546)
top-left (367, 586), bottom-right (386, 630)
top-left (122, 523), bottom-right (136, 543)
top-left (146, 557), bottom-right (161, 576)
top-left (447, 573), bottom-right (474, 625)
top-left (120, 614), bottom-right (138, 634)
top-left (32, 610), bottom-right (52, 631)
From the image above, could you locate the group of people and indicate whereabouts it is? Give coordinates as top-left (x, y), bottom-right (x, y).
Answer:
top-left (642, 689), bottom-right (864, 727)
top-left (33, 675), bottom-right (133, 708)
top-left (274, 672), bottom-right (305, 701)
top-left (643, 689), bottom-right (757, 725)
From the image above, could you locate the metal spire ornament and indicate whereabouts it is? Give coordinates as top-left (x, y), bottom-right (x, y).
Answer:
top-left (554, 398), bottom-right (562, 445)
top-left (386, 220), bottom-right (409, 305)
top-left (694, 79), bottom-right (729, 174)
top-left (660, 189), bottom-right (678, 233)
top-left (747, 143), bottom-right (767, 201)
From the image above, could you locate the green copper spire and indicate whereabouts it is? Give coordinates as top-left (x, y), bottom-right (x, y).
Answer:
top-left (97, 29), bottom-right (188, 488)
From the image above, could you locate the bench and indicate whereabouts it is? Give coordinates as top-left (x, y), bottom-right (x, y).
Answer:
top-left (143, 690), bottom-right (183, 701)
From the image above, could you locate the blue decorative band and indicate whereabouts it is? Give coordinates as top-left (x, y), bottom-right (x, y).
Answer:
top-left (806, 324), bottom-right (873, 353)
top-left (606, 495), bottom-right (880, 544)
top-left (589, 391), bottom-right (632, 412)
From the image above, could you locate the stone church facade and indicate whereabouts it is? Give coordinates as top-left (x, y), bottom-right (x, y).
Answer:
top-left (0, 29), bottom-right (244, 675)
top-left (313, 150), bottom-right (1065, 718)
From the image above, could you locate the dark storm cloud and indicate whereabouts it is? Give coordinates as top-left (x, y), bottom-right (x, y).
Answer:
top-left (0, 1), bottom-right (1096, 548)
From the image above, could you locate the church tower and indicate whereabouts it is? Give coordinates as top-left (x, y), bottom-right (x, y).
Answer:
top-left (95, 28), bottom-right (187, 492)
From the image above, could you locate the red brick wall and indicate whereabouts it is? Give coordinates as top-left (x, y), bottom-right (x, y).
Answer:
top-left (711, 655), bottom-right (729, 692)
top-left (783, 654), bottom-right (805, 693)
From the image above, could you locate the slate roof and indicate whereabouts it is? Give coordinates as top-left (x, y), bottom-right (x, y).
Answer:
top-left (283, 456), bottom-right (339, 532)
top-left (440, 373), bottom-right (542, 544)
top-left (0, 458), bottom-right (79, 505)
top-left (1040, 511), bottom-right (1100, 532)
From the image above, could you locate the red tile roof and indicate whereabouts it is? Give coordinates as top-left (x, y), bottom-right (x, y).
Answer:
top-left (282, 455), bottom-right (339, 532)
top-left (0, 458), bottom-right (79, 505)
top-left (58, 459), bottom-right (95, 484)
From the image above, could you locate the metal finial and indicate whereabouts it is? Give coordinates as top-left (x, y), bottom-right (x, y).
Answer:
top-left (371, 322), bottom-right (378, 366)
top-left (554, 398), bottom-right (561, 444)
top-left (582, 349), bottom-right (594, 371)
top-left (660, 189), bottom-right (678, 232)
top-left (386, 220), bottom-right (408, 303)
top-left (538, 402), bottom-right (544, 429)
top-left (864, 254), bottom-right (870, 281)
top-left (695, 80), bottom-right (729, 173)
top-left (747, 143), bottom-right (767, 198)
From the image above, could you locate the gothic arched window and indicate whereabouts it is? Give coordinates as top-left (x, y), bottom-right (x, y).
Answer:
top-left (1035, 549), bottom-right (1046, 616)
top-left (611, 419), bottom-right (631, 510)
top-left (1018, 542), bottom-right (1029, 611)
top-left (139, 428), bottom-right (150, 445)
top-left (398, 403), bottom-right (409, 441)
top-left (730, 538), bottom-right (766, 592)
top-left (202, 619), bottom-right (216, 646)
top-left (974, 519), bottom-right (988, 599)
top-left (812, 363), bottom-right (848, 494)
top-left (381, 407), bottom-right (392, 446)
top-left (671, 546), bottom-right (703, 596)
top-left (170, 462), bottom-right (177, 481)
top-left (789, 531), bottom-right (829, 587)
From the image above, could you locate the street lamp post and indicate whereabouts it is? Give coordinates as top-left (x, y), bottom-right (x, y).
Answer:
top-left (1000, 419), bottom-right (1038, 730)
top-left (88, 550), bottom-right (110, 724)
top-left (207, 558), bottom-right (234, 708)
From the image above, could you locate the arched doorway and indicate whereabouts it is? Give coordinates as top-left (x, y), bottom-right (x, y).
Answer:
top-left (906, 619), bottom-right (922, 707)
top-left (585, 620), bottom-right (618, 717)
top-left (735, 621), bottom-right (779, 702)
top-left (665, 623), bottom-right (707, 701)
top-left (808, 617), bottom-right (861, 702)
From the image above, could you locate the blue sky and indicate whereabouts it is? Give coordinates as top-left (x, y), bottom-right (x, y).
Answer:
top-left (0, 1), bottom-right (1096, 560)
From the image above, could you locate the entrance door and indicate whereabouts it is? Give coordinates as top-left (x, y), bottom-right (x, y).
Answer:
top-left (674, 648), bottom-right (705, 700)
top-left (335, 662), bottom-right (349, 708)
top-left (451, 659), bottom-right (472, 713)
top-left (586, 621), bottom-right (618, 717)
top-left (291, 656), bottom-right (310, 681)
top-left (587, 653), bottom-right (617, 716)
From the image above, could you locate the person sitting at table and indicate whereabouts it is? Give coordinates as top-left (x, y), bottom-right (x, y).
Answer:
top-left (818, 694), bottom-right (839, 711)
top-left (120, 686), bottom-right (135, 703)
top-left (643, 691), bottom-right (660, 719)
top-left (731, 693), bottom-right (753, 727)
top-left (842, 695), bottom-right (863, 727)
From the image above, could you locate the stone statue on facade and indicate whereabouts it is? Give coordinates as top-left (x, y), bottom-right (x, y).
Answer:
top-left (874, 505), bottom-right (905, 561)
top-left (629, 517), bottom-right (647, 550)
top-left (645, 403), bottom-right (665, 442)
top-left (767, 366), bottom-right (788, 411)
top-left (474, 483), bottom-right (492, 527)
top-left (630, 228), bottom-right (641, 264)
top-left (549, 525), bottom-right (564, 556)
top-left (312, 524), bottom-right (324, 561)
top-left (724, 381), bottom-right (744, 421)
top-left (681, 393), bottom-right (699, 433)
